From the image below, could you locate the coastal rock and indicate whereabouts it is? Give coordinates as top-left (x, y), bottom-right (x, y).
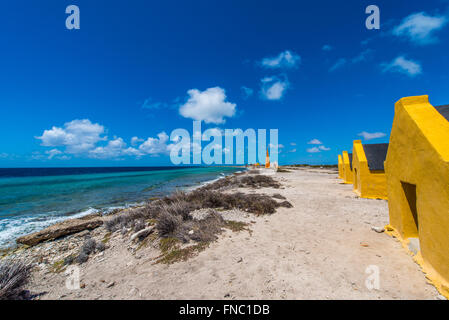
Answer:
top-left (16, 218), bottom-right (103, 246)
top-left (371, 226), bottom-right (385, 233)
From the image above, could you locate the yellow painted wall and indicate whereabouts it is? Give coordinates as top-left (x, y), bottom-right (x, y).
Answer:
top-left (342, 151), bottom-right (353, 184)
top-left (352, 140), bottom-right (387, 199)
top-left (338, 155), bottom-right (343, 179)
top-left (385, 95), bottom-right (449, 297)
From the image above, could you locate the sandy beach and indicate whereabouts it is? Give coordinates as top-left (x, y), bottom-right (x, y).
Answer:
top-left (3, 167), bottom-right (442, 300)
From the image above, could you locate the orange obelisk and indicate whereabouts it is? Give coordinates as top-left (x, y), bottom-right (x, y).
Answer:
top-left (265, 149), bottom-right (270, 168)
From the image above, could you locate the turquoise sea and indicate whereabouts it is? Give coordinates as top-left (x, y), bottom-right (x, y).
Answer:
top-left (0, 166), bottom-right (243, 247)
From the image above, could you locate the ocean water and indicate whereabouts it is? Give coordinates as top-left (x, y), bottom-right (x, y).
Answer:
top-left (0, 166), bottom-right (242, 248)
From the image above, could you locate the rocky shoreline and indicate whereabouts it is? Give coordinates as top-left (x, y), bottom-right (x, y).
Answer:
top-left (1, 169), bottom-right (291, 299)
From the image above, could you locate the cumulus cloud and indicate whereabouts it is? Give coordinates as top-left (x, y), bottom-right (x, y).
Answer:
top-left (306, 139), bottom-right (330, 153)
top-left (260, 76), bottom-right (289, 100)
top-left (131, 136), bottom-right (144, 146)
top-left (139, 132), bottom-right (172, 155)
top-left (393, 12), bottom-right (447, 45)
top-left (89, 137), bottom-right (136, 159)
top-left (179, 87), bottom-right (236, 124)
top-left (46, 149), bottom-right (63, 159)
top-left (306, 147), bottom-right (321, 153)
top-left (381, 56), bottom-right (422, 77)
top-left (36, 119), bottom-right (107, 154)
top-left (261, 50), bottom-right (301, 69)
top-left (358, 131), bottom-right (387, 140)
top-left (307, 139), bottom-right (322, 145)
top-left (37, 119), bottom-right (174, 160)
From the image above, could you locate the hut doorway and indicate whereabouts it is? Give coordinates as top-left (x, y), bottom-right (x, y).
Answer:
top-left (353, 168), bottom-right (358, 190)
top-left (401, 181), bottom-right (419, 237)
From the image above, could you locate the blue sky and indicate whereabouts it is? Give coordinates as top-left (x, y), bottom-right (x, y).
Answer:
top-left (1, 0), bottom-right (448, 167)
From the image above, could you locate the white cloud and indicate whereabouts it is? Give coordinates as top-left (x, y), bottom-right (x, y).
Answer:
top-left (358, 131), bottom-right (387, 140)
top-left (46, 149), bottom-right (62, 159)
top-left (382, 56), bottom-right (422, 77)
top-left (260, 76), bottom-right (289, 100)
top-left (329, 58), bottom-right (347, 72)
top-left (131, 136), bottom-right (144, 146)
top-left (261, 50), bottom-right (301, 69)
top-left (393, 12), bottom-right (447, 45)
top-left (138, 132), bottom-right (172, 155)
top-left (290, 142), bottom-right (296, 146)
top-left (89, 137), bottom-right (130, 159)
top-left (288, 148), bottom-right (297, 153)
top-left (179, 87), bottom-right (236, 124)
top-left (307, 139), bottom-right (322, 145)
top-left (306, 139), bottom-right (330, 153)
top-left (306, 147), bottom-right (321, 153)
top-left (36, 119), bottom-right (107, 154)
top-left (241, 86), bottom-right (254, 99)
top-left (322, 45), bottom-right (333, 51)
top-left (37, 119), bottom-right (174, 160)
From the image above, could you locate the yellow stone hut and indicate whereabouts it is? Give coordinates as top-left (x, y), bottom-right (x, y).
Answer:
top-left (342, 151), bottom-right (353, 184)
top-left (352, 140), bottom-right (388, 200)
top-left (338, 154), bottom-right (343, 179)
top-left (385, 95), bottom-right (449, 297)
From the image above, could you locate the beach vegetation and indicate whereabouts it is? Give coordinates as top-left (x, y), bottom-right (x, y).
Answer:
top-left (224, 220), bottom-right (250, 233)
top-left (0, 260), bottom-right (32, 300)
top-left (50, 259), bottom-right (66, 273)
top-left (155, 242), bottom-right (210, 265)
top-left (102, 232), bottom-right (112, 244)
top-left (159, 237), bottom-right (180, 253)
top-left (76, 252), bottom-right (88, 264)
top-left (81, 238), bottom-right (97, 255)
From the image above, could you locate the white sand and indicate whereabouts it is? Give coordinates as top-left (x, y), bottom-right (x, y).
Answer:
top-left (28, 168), bottom-right (440, 299)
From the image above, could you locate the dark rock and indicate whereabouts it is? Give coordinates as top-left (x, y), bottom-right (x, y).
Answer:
top-left (17, 218), bottom-right (103, 246)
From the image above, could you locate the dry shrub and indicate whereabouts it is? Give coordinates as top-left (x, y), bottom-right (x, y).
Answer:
top-left (164, 200), bottom-right (194, 221)
top-left (239, 175), bottom-right (281, 188)
top-left (199, 174), bottom-right (280, 190)
top-left (104, 207), bottom-right (149, 232)
top-left (184, 191), bottom-right (281, 215)
top-left (133, 220), bottom-right (146, 232)
top-left (278, 201), bottom-right (293, 208)
top-left (156, 210), bottom-right (183, 237)
top-left (81, 238), bottom-right (97, 255)
top-left (0, 260), bottom-right (32, 300)
top-left (189, 210), bottom-right (225, 242)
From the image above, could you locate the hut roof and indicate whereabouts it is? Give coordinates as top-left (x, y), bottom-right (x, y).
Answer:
top-left (362, 143), bottom-right (389, 171)
top-left (435, 105), bottom-right (449, 122)
top-left (348, 153), bottom-right (353, 170)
